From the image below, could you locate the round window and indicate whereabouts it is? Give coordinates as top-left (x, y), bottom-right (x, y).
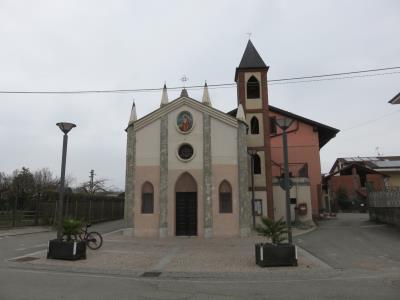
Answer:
top-left (178, 144), bottom-right (194, 160)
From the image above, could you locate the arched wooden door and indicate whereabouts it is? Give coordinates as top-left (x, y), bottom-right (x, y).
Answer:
top-left (175, 172), bottom-right (197, 236)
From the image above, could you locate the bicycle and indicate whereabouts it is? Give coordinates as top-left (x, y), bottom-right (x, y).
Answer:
top-left (79, 223), bottom-right (103, 250)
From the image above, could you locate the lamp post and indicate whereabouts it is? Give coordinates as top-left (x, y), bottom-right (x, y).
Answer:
top-left (274, 117), bottom-right (294, 244)
top-left (248, 149), bottom-right (257, 229)
top-left (56, 122), bottom-right (76, 239)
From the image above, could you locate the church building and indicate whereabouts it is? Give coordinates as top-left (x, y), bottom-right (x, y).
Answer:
top-left (124, 40), bottom-right (339, 238)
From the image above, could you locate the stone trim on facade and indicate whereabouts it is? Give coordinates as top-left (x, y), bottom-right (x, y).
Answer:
top-left (203, 113), bottom-right (213, 238)
top-left (238, 121), bottom-right (251, 237)
top-left (124, 124), bottom-right (135, 230)
top-left (159, 115), bottom-right (169, 237)
top-left (133, 97), bottom-right (238, 131)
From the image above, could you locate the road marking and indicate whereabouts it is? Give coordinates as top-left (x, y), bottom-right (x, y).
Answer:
top-left (100, 250), bottom-right (137, 254)
top-left (16, 243), bottom-right (47, 251)
top-left (360, 224), bottom-right (386, 228)
top-left (103, 229), bottom-right (124, 237)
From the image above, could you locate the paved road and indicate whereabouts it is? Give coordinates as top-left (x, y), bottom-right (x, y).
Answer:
top-left (1, 215), bottom-right (399, 299)
top-left (295, 213), bottom-right (400, 272)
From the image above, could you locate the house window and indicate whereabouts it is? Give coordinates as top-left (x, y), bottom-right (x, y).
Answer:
top-left (141, 182), bottom-right (154, 214)
top-left (219, 180), bottom-right (232, 213)
top-left (270, 117), bottom-right (277, 135)
top-left (250, 117), bottom-right (260, 134)
top-left (247, 76), bottom-right (260, 99)
top-left (253, 154), bottom-right (262, 175)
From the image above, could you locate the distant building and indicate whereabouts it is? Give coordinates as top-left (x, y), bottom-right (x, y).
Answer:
top-left (323, 156), bottom-right (400, 211)
top-left (330, 156), bottom-right (400, 188)
top-left (389, 92), bottom-right (400, 104)
top-left (124, 40), bottom-right (339, 238)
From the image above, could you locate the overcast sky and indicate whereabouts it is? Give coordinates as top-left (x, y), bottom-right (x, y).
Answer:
top-left (0, 0), bottom-right (399, 189)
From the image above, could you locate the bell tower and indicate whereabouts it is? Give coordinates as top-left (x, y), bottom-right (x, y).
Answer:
top-left (235, 40), bottom-right (274, 219)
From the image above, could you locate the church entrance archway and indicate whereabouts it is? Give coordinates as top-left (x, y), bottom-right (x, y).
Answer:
top-left (175, 172), bottom-right (197, 236)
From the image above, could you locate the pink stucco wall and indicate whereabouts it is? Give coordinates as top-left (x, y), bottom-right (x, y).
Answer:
top-left (269, 112), bottom-right (322, 216)
top-left (133, 165), bottom-right (240, 237)
top-left (212, 165), bottom-right (239, 237)
top-left (134, 166), bottom-right (161, 237)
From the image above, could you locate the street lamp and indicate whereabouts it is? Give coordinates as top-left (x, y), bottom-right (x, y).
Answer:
top-left (248, 149), bottom-right (258, 230)
top-left (56, 122), bottom-right (76, 239)
top-left (274, 117), bottom-right (294, 244)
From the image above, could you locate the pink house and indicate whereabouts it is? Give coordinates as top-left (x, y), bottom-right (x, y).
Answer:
top-left (268, 106), bottom-right (339, 217)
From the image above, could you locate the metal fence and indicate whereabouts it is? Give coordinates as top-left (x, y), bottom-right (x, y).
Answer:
top-left (0, 194), bottom-right (124, 228)
top-left (368, 188), bottom-right (400, 227)
top-left (368, 189), bottom-right (400, 208)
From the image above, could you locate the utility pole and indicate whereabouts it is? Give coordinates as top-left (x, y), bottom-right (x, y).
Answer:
top-left (89, 169), bottom-right (94, 223)
top-left (248, 150), bottom-right (257, 230)
top-left (89, 170), bottom-right (94, 194)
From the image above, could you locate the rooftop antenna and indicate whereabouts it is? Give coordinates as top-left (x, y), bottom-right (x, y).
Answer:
top-left (375, 147), bottom-right (381, 157)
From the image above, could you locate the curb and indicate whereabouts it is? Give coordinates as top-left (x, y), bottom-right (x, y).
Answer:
top-left (293, 225), bottom-right (318, 237)
top-left (0, 229), bottom-right (52, 238)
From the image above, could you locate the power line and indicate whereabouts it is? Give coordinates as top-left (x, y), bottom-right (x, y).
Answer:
top-left (268, 71), bottom-right (400, 86)
top-left (0, 66), bottom-right (399, 95)
top-left (268, 66), bottom-right (400, 82)
top-left (341, 109), bottom-right (400, 132)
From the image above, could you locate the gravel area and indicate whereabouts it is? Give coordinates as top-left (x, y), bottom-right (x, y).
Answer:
top-left (19, 228), bottom-right (324, 276)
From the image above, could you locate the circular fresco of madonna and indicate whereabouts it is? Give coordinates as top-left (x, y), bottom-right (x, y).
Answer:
top-left (176, 111), bottom-right (193, 133)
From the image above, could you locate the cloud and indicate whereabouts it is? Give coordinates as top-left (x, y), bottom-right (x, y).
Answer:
top-left (1, 0), bottom-right (399, 188)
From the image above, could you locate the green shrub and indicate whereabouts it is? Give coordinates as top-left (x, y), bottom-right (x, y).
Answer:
top-left (256, 217), bottom-right (288, 245)
top-left (336, 187), bottom-right (352, 211)
top-left (62, 218), bottom-right (82, 241)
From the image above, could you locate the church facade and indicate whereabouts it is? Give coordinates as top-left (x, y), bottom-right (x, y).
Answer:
top-left (124, 41), bottom-right (339, 238)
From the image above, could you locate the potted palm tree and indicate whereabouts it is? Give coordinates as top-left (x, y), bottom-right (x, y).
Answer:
top-left (255, 217), bottom-right (297, 267)
top-left (47, 219), bottom-right (86, 260)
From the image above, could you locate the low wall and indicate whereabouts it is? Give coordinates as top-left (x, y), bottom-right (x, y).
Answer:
top-left (368, 190), bottom-right (400, 227)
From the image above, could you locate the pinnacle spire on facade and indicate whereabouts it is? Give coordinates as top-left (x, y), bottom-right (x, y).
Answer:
top-left (160, 83), bottom-right (169, 107)
top-left (129, 99), bottom-right (137, 124)
top-left (180, 88), bottom-right (189, 98)
top-left (236, 104), bottom-right (246, 123)
top-left (202, 81), bottom-right (212, 106)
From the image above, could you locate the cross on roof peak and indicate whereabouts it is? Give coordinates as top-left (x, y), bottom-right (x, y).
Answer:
top-left (180, 75), bottom-right (189, 87)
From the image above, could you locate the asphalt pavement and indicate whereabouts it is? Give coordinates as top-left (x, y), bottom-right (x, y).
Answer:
top-left (0, 214), bottom-right (399, 299)
top-left (295, 213), bottom-right (400, 272)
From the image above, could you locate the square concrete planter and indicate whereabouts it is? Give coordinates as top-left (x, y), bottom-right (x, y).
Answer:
top-left (255, 243), bottom-right (297, 267)
top-left (47, 239), bottom-right (86, 260)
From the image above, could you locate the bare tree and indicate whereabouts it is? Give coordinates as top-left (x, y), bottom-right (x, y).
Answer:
top-left (76, 178), bottom-right (110, 194)
top-left (64, 174), bottom-right (76, 188)
top-left (33, 168), bottom-right (58, 191)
